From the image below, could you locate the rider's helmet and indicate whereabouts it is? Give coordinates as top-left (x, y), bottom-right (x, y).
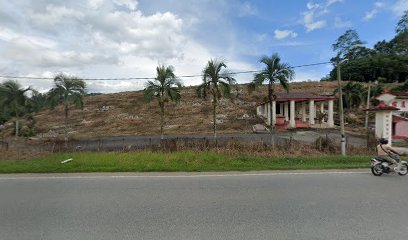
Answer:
top-left (379, 138), bottom-right (388, 145)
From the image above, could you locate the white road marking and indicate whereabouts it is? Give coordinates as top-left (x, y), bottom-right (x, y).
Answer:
top-left (0, 171), bottom-right (369, 180)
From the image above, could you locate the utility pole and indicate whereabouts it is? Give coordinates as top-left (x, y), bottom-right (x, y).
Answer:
top-left (365, 81), bottom-right (371, 130)
top-left (365, 81), bottom-right (372, 149)
top-left (337, 62), bottom-right (346, 157)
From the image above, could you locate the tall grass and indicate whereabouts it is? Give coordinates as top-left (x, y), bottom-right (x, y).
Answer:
top-left (0, 151), bottom-right (373, 173)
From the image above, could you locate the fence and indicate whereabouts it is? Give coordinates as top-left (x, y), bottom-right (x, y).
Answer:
top-left (0, 133), bottom-right (376, 160)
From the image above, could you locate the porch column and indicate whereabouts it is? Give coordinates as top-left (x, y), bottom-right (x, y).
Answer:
top-left (328, 100), bottom-right (334, 127)
top-left (309, 100), bottom-right (315, 125)
top-left (301, 102), bottom-right (307, 122)
top-left (289, 100), bottom-right (296, 128)
top-left (272, 101), bottom-right (276, 125)
top-left (284, 102), bottom-right (289, 121)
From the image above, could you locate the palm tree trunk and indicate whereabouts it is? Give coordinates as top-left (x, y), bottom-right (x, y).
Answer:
top-left (212, 96), bottom-right (217, 141)
top-left (15, 111), bottom-right (19, 138)
top-left (268, 85), bottom-right (275, 146)
top-left (64, 105), bottom-right (69, 147)
top-left (160, 102), bottom-right (164, 140)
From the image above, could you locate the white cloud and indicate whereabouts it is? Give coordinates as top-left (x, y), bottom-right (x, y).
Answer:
top-left (393, 0), bottom-right (408, 16)
top-left (112, 0), bottom-right (138, 10)
top-left (326, 0), bottom-right (343, 6)
top-left (374, 2), bottom-right (385, 8)
top-left (238, 1), bottom-right (258, 17)
top-left (304, 11), bottom-right (326, 32)
top-left (307, 2), bottom-right (321, 10)
top-left (363, 9), bottom-right (378, 21)
top-left (274, 29), bottom-right (298, 40)
top-left (334, 17), bottom-right (352, 28)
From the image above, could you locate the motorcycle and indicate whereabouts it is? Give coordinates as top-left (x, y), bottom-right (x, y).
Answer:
top-left (371, 155), bottom-right (408, 176)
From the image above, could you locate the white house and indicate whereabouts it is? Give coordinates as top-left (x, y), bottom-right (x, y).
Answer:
top-left (256, 92), bottom-right (336, 129)
top-left (376, 90), bottom-right (408, 138)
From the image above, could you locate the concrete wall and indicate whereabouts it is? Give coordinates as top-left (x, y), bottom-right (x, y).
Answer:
top-left (395, 121), bottom-right (408, 137)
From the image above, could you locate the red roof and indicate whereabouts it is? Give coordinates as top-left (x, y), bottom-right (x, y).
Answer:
top-left (390, 91), bottom-right (408, 98)
top-left (261, 92), bottom-right (336, 104)
top-left (393, 115), bottom-right (408, 123)
top-left (365, 101), bottom-right (400, 111)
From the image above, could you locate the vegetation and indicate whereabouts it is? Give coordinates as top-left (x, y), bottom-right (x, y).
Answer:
top-left (334, 82), bottom-right (366, 110)
top-left (144, 65), bottom-right (183, 139)
top-left (0, 151), bottom-right (373, 173)
top-left (0, 80), bottom-right (31, 137)
top-left (248, 53), bottom-right (294, 141)
top-left (326, 12), bottom-right (408, 83)
top-left (197, 59), bottom-right (235, 140)
top-left (48, 73), bottom-right (86, 143)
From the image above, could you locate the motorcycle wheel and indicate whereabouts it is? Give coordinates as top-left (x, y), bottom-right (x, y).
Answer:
top-left (371, 163), bottom-right (383, 176)
top-left (398, 163), bottom-right (408, 176)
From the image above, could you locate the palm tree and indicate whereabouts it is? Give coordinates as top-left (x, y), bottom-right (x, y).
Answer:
top-left (48, 73), bottom-right (86, 144)
top-left (197, 59), bottom-right (235, 140)
top-left (144, 65), bottom-right (182, 140)
top-left (248, 53), bottom-right (294, 131)
top-left (334, 82), bottom-right (366, 110)
top-left (0, 80), bottom-right (31, 137)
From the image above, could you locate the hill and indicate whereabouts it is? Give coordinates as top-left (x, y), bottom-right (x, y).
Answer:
top-left (4, 81), bottom-right (340, 139)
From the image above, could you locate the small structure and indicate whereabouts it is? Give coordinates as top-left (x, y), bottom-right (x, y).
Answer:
top-left (375, 90), bottom-right (408, 139)
top-left (365, 101), bottom-right (400, 146)
top-left (256, 92), bottom-right (336, 129)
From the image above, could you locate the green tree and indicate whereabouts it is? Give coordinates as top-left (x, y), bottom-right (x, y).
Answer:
top-left (332, 29), bottom-right (366, 61)
top-left (48, 73), bottom-right (86, 144)
top-left (396, 10), bottom-right (408, 34)
top-left (334, 82), bottom-right (366, 110)
top-left (0, 80), bottom-right (31, 137)
top-left (197, 59), bottom-right (235, 140)
top-left (144, 65), bottom-right (182, 140)
top-left (248, 53), bottom-right (294, 130)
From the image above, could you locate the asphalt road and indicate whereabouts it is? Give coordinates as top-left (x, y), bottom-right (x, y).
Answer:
top-left (0, 171), bottom-right (407, 240)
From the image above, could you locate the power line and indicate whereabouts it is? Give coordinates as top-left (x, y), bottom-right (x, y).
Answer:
top-left (0, 61), bottom-right (333, 81)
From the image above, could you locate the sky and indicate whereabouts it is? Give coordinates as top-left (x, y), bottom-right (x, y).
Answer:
top-left (0, 0), bottom-right (407, 93)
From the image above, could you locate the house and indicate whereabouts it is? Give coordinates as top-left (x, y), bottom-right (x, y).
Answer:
top-left (376, 90), bottom-right (408, 138)
top-left (256, 92), bottom-right (336, 129)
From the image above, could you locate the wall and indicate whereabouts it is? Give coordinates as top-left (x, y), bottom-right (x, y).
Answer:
top-left (395, 121), bottom-right (408, 137)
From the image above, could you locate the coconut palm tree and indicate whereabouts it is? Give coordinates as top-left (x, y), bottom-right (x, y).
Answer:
top-left (197, 59), bottom-right (235, 140)
top-left (334, 82), bottom-right (366, 110)
top-left (144, 65), bottom-right (182, 140)
top-left (0, 80), bottom-right (31, 137)
top-left (48, 73), bottom-right (86, 144)
top-left (248, 53), bottom-right (294, 130)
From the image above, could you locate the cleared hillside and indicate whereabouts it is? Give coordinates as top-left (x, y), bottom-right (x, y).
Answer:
top-left (15, 81), bottom-right (340, 138)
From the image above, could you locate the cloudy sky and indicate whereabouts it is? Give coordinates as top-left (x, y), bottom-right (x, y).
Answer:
top-left (0, 0), bottom-right (407, 93)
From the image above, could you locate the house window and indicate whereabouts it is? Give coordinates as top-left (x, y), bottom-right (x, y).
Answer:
top-left (402, 101), bottom-right (406, 108)
top-left (392, 101), bottom-right (397, 107)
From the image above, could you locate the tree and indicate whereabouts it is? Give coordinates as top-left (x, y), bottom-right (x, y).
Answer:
top-left (144, 65), bottom-right (182, 140)
top-left (332, 29), bottom-right (366, 61)
top-left (396, 10), bottom-right (408, 34)
top-left (0, 80), bottom-right (31, 137)
top-left (48, 73), bottom-right (86, 144)
top-left (197, 59), bottom-right (235, 140)
top-left (248, 53), bottom-right (294, 142)
top-left (334, 82), bottom-right (366, 110)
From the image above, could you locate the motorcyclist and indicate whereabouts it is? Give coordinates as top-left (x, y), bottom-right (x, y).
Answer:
top-left (377, 138), bottom-right (401, 171)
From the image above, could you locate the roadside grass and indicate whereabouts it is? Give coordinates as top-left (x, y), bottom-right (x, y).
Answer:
top-left (0, 151), bottom-right (376, 173)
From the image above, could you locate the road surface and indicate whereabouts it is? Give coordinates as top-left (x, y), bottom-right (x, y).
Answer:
top-left (0, 171), bottom-right (407, 240)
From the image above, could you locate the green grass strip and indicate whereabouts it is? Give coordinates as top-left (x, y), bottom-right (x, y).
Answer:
top-left (0, 151), bottom-right (378, 174)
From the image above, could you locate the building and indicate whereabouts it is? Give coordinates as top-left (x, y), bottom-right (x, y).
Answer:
top-left (376, 90), bottom-right (408, 138)
top-left (256, 92), bottom-right (336, 129)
